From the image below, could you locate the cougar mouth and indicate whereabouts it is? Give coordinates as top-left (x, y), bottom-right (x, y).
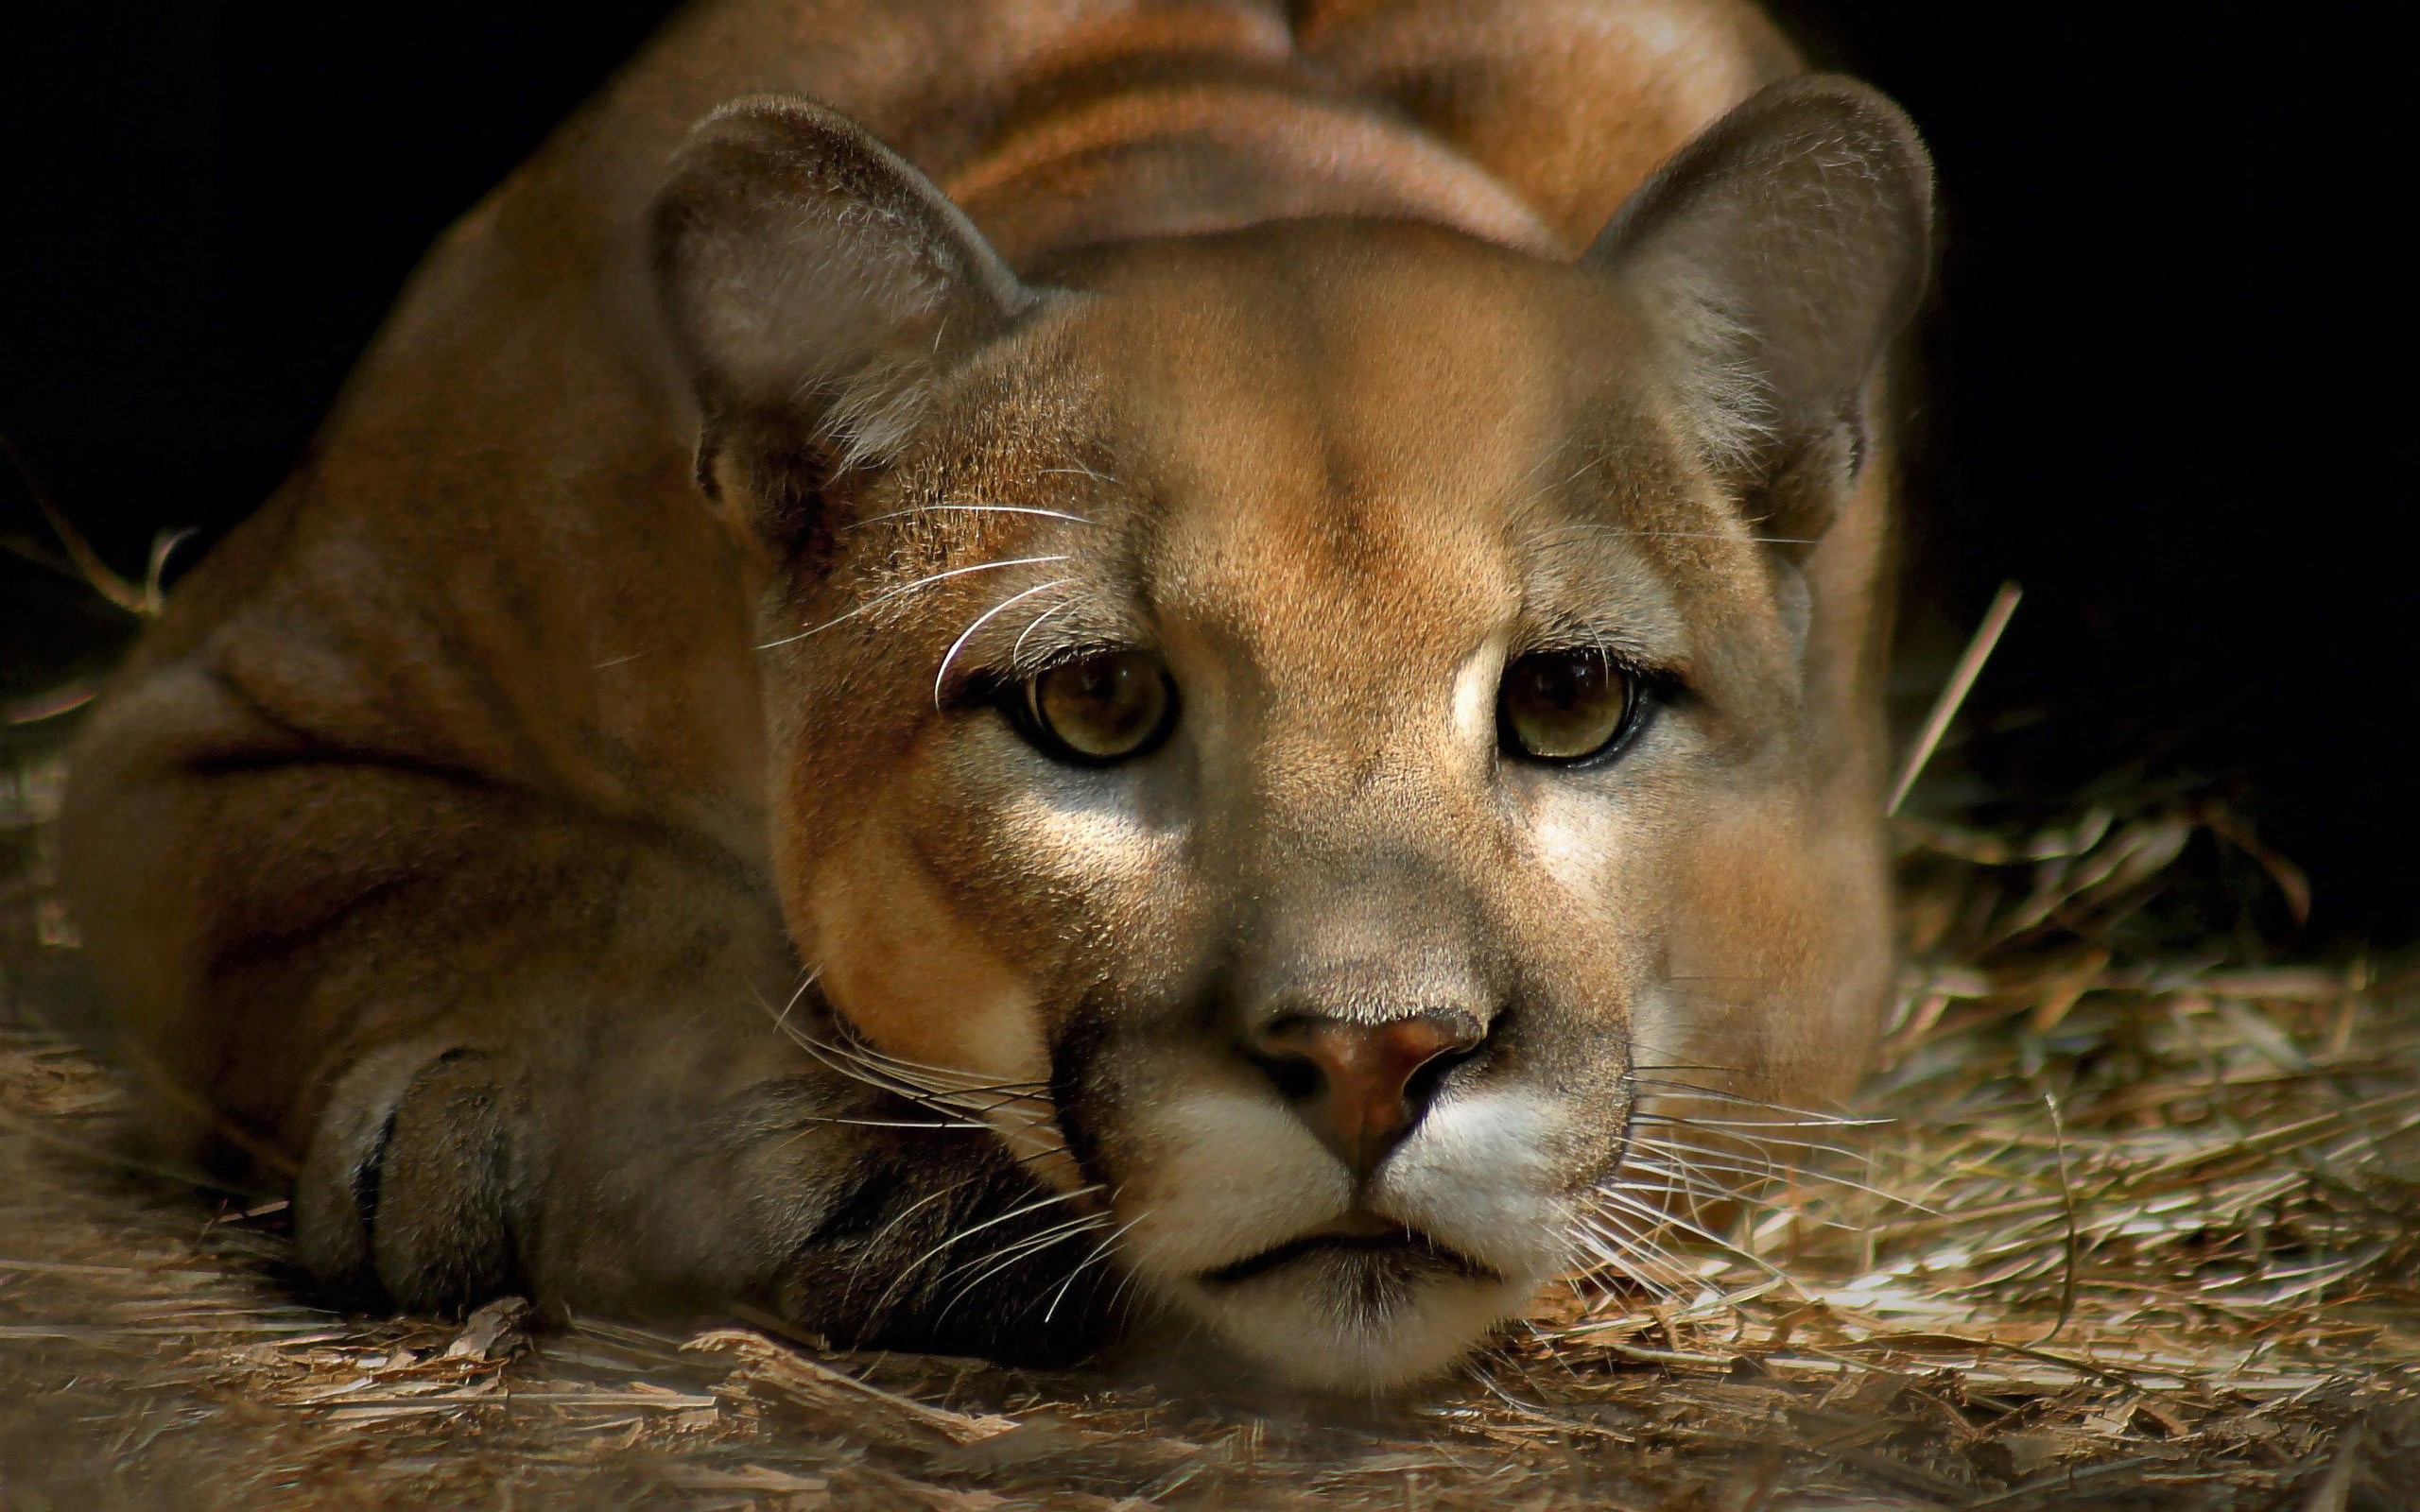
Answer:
top-left (1203, 1222), bottom-right (1497, 1287)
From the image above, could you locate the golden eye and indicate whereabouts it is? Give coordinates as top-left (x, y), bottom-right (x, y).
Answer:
top-left (1024, 649), bottom-right (1176, 763)
top-left (1498, 650), bottom-right (1636, 763)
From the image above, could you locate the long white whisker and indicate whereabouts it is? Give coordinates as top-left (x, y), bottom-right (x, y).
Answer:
top-left (1633, 1133), bottom-right (1928, 1214)
top-left (1044, 1214), bottom-right (1141, 1324)
top-left (1102, 1249), bottom-right (1153, 1325)
top-left (785, 1030), bottom-right (972, 1105)
top-left (1621, 1152), bottom-right (1871, 1229)
top-left (1621, 1150), bottom-right (1756, 1205)
top-left (869, 1183), bottom-right (1107, 1319)
top-left (845, 504), bottom-right (1095, 530)
top-left (1035, 464), bottom-right (1118, 485)
top-left (941, 1211), bottom-right (1108, 1288)
top-left (1617, 1159), bottom-right (1749, 1230)
top-left (766, 971), bottom-right (821, 1038)
top-left (779, 1021), bottom-right (1047, 1105)
top-left (1624, 1079), bottom-right (1880, 1125)
top-left (1564, 1215), bottom-right (1671, 1290)
top-left (793, 1022), bottom-right (1048, 1096)
top-left (1632, 1104), bottom-right (1885, 1133)
top-left (1627, 1073), bottom-right (1844, 1104)
top-left (787, 1116), bottom-right (992, 1131)
top-left (1011, 595), bottom-right (1078, 662)
top-left (1626, 1141), bottom-right (1785, 1191)
top-left (934, 1213), bottom-right (1113, 1319)
top-left (839, 1175), bottom-right (989, 1297)
top-left (935, 578), bottom-right (1068, 709)
top-left (1625, 1114), bottom-right (1876, 1163)
top-left (757, 554), bottom-right (1071, 649)
top-left (1592, 1186), bottom-right (1788, 1282)
top-left (1562, 1212), bottom-right (1692, 1298)
top-left (785, 1036), bottom-right (1039, 1134)
top-left (1567, 1215), bottom-right (1715, 1303)
top-left (758, 979), bottom-right (1023, 1119)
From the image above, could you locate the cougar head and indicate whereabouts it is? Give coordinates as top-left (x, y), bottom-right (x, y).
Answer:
top-left (651, 77), bottom-right (1930, 1391)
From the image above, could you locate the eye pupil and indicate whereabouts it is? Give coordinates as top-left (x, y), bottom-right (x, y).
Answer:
top-left (1026, 649), bottom-right (1175, 763)
top-left (1499, 651), bottom-right (1635, 763)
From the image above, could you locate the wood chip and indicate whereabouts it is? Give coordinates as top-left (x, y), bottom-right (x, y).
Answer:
top-left (442, 1295), bottom-right (532, 1360)
top-left (687, 1329), bottom-right (1017, 1449)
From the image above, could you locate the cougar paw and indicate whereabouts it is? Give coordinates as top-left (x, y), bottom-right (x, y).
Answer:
top-left (295, 1042), bottom-right (521, 1315)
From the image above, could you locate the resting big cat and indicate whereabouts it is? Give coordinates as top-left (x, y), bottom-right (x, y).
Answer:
top-left (63, 0), bottom-right (1930, 1389)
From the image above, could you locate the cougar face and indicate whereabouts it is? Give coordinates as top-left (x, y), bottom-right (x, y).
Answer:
top-left (656, 86), bottom-right (1927, 1389)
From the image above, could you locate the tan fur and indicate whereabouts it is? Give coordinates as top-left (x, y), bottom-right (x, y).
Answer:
top-left (62, 0), bottom-right (1929, 1388)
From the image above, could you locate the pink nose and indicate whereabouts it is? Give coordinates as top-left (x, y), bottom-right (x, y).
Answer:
top-left (1251, 1015), bottom-right (1484, 1176)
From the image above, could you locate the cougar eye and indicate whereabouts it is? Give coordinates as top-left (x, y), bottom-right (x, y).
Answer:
top-left (1020, 649), bottom-right (1177, 764)
top-left (1498, 650), bottom-right (1637, 763)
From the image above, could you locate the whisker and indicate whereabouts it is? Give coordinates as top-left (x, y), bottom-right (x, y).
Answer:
top-left (933, 1212), bottom-right (1113, 1321)
top-left (1011, 595), bottom-right (1078, 662)
top-left (1622, 1149), bottom-right (1767, 1206)
top-left (1617, 1153), bottom-right (1850, 1233)
top-left (756, 554), bottom-right (1072, 649)
top-left (869, 1183), bottom-right (1107, 1319)
top-left (1563, 1214), bottom-right (1673, 1291)
top-left (1616, 1160), bottom-right (1753, 1231)
top-left (1626, 1071), bottom-right (1853, 1104)
top-left (1035, 464), bottom-right (1119, 486)
top-left (1624, 1058), bottom-right (1751, 1074)
top-left (1625, 1114), bottom-right (1876, 1162)
top-left (779, 1022), bottom-right (1048, 1105)
top-left (940, 1211), bottom-right (1110, 1290)
top-left (844, 504), bottom-right (1096, 530)
top-left (784, 1030), bottom-right (977, 1107)
top-left (758, 979), bottom-right (1028, 1121)
top-left (1561, 1212), bottom-right (1692, 1298)
top-left (1530, 522), bottom-right (1817, 548)
top-left (1044, 1214), bottom-right (1142, 1324)
top-left (757, 971), bottom-right (821, 1037)
top-left (1101, 1248), bottom-right (1154, 1325)
top-left (1589, 1185), bottom-right (1789, 1283)
top-left (1626, 1083), bottom-right (1883, 1127)
top-left (839, 1174), bottom-right (989, 1297)
top-left (794, 1023), bottom-right (1049, 1096)
top-left (1634, 1110), bottom-right (1886, 1137)
top-left (786, 1116), bottom-right (991, 1131)
top-left (783, 1034), bottom-right (1056, 1147)
top-left (935, 578), bottom-right (1068, 709)
top-left (1626, 1139), bottom-right (1787, 1188)
top-left (1632, 1133), bottom-right (1929, 1214)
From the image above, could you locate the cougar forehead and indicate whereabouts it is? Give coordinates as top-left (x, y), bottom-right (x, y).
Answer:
top-left (780, 223), bottom-right (1752, 1049)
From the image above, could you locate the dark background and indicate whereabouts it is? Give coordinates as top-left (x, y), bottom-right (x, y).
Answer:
top-left (4, 4), bottom-right (2411, 939)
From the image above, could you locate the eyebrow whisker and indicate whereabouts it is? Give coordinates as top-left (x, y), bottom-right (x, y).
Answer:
top-left (844, 503), bottom-right (1097, 530)
top-left (756, 554), bottom-right (1072, 650)
top-left (935, 578), bottom-right (1071, 709)
top-left (1011, 596), bottom-right (1080, 663)
top-left (1035, 463), bottom-right (1120, 486)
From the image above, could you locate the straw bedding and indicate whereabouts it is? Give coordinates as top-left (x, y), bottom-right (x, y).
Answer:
top-left (3, 688), bottom-right (2412, 1509)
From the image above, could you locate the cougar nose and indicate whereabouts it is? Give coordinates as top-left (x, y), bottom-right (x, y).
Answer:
top-left (1250, 1015), bottom-right (1485, 1177)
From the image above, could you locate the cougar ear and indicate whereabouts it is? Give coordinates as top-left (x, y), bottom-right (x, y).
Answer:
top-left (1590, 76), bottom-right (1932, 547)
top-left (650, 95), bottom-right (1034, 559)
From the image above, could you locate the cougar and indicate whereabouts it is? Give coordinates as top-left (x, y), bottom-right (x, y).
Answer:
top-left (62, 0), bottom-right (1930, 1390)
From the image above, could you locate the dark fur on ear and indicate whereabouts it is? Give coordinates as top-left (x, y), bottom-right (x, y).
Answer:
top-left (1590, 76), bottom-right (1933, 545)
top-left (650, 95), bottom-right (1034, 558)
